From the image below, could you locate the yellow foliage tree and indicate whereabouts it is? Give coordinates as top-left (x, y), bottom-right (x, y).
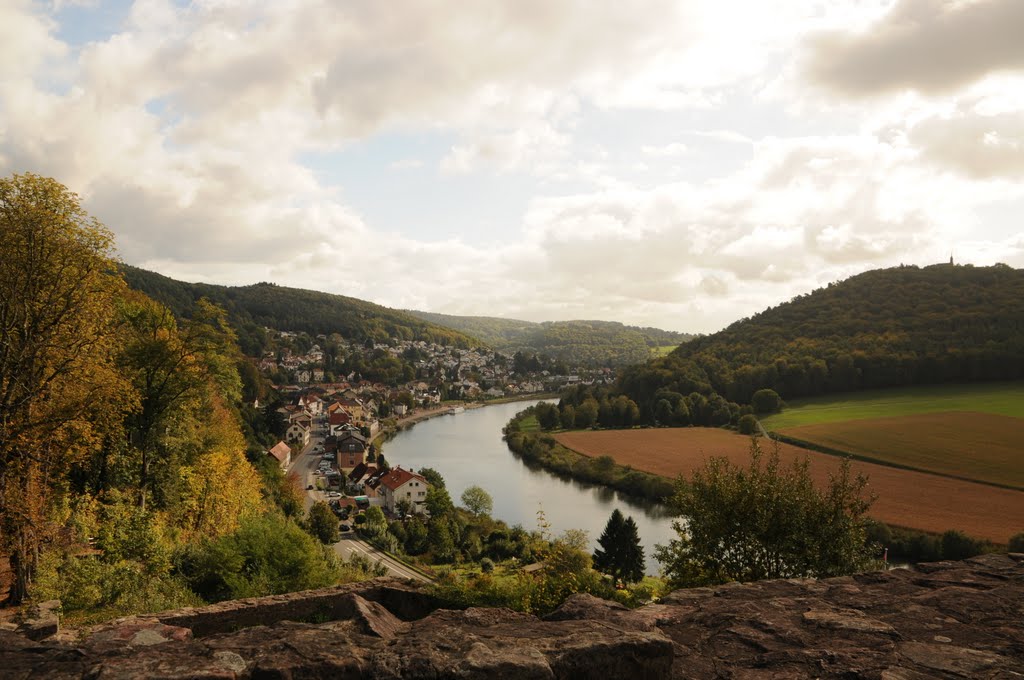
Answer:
top-left (0, 174), bottom-right (133, 603)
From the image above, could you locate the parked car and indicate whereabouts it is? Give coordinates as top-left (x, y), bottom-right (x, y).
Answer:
top-left (327, 491), bottom-right (341, 498)
top-left (306, 484), bottom-right (314, 490)
top-left (339, 508), bottom-right (350, 520)
top-left (338, 523), bottom-right (351, 532)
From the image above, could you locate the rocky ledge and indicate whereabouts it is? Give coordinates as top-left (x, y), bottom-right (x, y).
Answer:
top-left (2, 553), bottom-right (1022, 678)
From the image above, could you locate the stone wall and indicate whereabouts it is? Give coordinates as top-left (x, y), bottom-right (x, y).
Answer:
top-left (1, 553), bottom-right (1022, 678)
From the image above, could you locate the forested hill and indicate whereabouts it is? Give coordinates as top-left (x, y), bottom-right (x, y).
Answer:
top-left (406, 310), bottom-right (695, 366)
top-left (120, 265), bottom-right (479, 355)
top-left (618, 263), bottom-right (1024, 408)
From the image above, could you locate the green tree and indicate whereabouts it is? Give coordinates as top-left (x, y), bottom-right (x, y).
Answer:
top-left (751, 389), bottom-right (782, 414)
top-left (592, 509), bottom-right (645, 585)
top-left (418, 467), bottom-right (446, 489)
top-left (425, 486), bottom-right (455, 519)
top-left (460, 485), bottom-right (493, 517)
top-left (575, 398), bottom-right (599, 429)
top-left (0, 174), bottom-right (131, 603)
top-left (428, 516), bottom-right (457, 563)
top-left (536, 402), bottom-right (561, 430)
top-left (737, 413), bottom-right (759, 435)
top-left (655, 439), bottom-right (876, 587)
top-left (306, 501), bottom-right (339, 545)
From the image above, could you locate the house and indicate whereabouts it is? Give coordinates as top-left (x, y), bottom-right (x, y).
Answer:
top-left (267, 441), bottom-right (291, 470)
top-left (297, 393), bottom-right (322, 415)
top-left (286, 417), bottom-right (311, 446)
top-left (336, 431), bottom-right (367, 455)
top-left (376, 466), bottom-right (430, 514)
top-left (336, 440), bottom-right (366, 471)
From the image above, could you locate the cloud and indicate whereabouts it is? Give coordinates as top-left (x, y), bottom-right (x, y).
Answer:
top-left (908, 108), bottom-right (1024, 178)
top-left (804, 0), bottom-right (1024, 97)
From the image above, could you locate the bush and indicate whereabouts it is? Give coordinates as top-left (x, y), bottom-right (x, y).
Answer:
top-left (940, 530), bottom-right (985, 561)
top-left (177, 512), bottom-right (339, 602)
top-left (737, 414), bottom-right (758, 435)
top-left (480, 557), bottom-right (495, 573)
top-left (1009, 532), bottom-right (1024, 553)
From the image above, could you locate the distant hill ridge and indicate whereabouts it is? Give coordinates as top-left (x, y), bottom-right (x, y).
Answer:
top-left (618, 263), bottom-right (1024, 410)
top-left (120, 265), bottom-right (480, 355)
top-left (407, 310), bottom-right (694, 366)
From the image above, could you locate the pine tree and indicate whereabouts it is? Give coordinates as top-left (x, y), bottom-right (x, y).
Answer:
top-left (592, 509), bottom-right (645, 585)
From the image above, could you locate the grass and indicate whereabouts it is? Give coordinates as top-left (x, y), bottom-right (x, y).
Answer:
top-left (777, 412), bottom-right (1024, 490)
top-left (761, 381), bottom-right (1024, 430)
top-left (650, 345), bottom-right (678, 358)
top-left (517, 414), bottom-right (540, 432)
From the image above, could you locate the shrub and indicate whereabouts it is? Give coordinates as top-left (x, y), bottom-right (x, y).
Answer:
top-left (1009, 532), bottom-right (1024, 553)
top-left (737, 414), bottom-right (758, 435)
top-left (480, 557), bottom-right (495, 573)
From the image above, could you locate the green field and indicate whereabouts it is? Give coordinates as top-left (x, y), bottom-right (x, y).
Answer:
top-left (650, 345), bottom-right (678, 358)
top-left (761, 382), bottom-right (1024, 430)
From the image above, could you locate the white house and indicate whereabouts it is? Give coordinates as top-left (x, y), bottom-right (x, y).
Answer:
top-left (377, 467), bottom-right (429, 514)
top-left (267, 441), bottom-right (291, 470)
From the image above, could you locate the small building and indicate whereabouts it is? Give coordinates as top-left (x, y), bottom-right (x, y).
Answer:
top-left (267, 441), bottom-right (291, 470)
top-left (377, 466), bottom-right (430, 515)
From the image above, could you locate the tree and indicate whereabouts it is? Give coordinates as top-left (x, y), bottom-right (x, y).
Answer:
top-left (751, 389), bottom-right (782, 414)
top-left (655, 439), bottom-right (876, 587)
top-left (418, 467), bottom-right (446, 489)
top-left (306, 501), bottom-right (339, 544)
top-left (425, 486), bottom-right (455, 519)
top-left (575, 398), bottom-right (599, 428)
top-left (460, 485), bottom-right (493, 517)
top-left (592, 509), bottom-right (645, 585)
top-left (0, 174), bottom-right (131, 603)
top-left (535, 402), bottom-right (560, 431)
top-left (737, 413), bottom-right (759, 435)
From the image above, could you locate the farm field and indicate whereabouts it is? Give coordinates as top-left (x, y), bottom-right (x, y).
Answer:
top-left (778, 412), bottom-right (1024, 490)
top-left (760, 381), bottom-right (1024, 430)
top-left (554, 427), bottom-right (1024, 544)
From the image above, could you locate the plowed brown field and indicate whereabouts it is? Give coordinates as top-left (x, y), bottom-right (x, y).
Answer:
top-left (554, 428), bottom-right (1024, 543)
top-left (779, 411), bottom-right (1024, 489)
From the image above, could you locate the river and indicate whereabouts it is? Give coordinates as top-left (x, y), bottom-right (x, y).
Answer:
top-left (382, 400), bottom-right (677, 575)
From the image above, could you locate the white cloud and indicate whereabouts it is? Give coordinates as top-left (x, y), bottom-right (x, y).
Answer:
top-left (0, 0), bottom-right (1021, 334)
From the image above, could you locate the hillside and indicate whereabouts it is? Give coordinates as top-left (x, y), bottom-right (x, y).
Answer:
top-left (617, 263), bottom-right (1024, 412)
top-left (121, 265), bottom-right (480, 355)
top-left (407, 310), bottom-right (694, 366)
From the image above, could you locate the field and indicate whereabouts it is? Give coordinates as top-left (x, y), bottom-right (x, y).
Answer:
top-left (554, 427), bottom-right (1024, 544)
top-left (760, 382), bottom-right (1024, 430)
top-left (650, 345), bottom-right (679, 358)
top-left (778, 412), bottom-right (1024, 490)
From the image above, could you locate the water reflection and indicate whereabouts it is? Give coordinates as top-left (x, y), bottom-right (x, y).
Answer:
top-left (382, 400), bottom-right (677, 574)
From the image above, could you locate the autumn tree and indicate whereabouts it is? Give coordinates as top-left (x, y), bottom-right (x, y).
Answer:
top-left (592, 509), bottom-right (645, 585)
top-left (656, 439), bottom-right (876, 587)
top-left (0, 174), bottom-right (131, 603)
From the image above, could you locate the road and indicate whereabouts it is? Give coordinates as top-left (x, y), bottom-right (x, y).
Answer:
top-left (287, 417), bottom-right (430, 583)
top-left (333, 534), bottom-right (431, 582)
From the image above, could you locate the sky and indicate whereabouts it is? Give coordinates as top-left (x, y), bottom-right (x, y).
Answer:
top-left (2, 0), bottom-right (1023, 334)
